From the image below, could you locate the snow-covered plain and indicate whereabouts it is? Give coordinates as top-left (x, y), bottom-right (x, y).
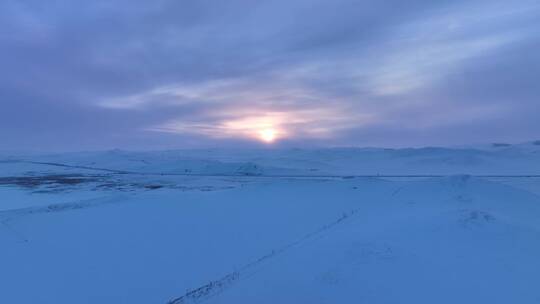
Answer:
top-left (1, 142), bottom-right (540, 303)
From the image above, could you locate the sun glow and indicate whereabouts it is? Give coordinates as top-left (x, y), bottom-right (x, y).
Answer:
top-left (150, 108), bottom-right (355, 144)
top-left (219, 113), bottom-right (287, 144)
top-left (259, 128), bottom-right (277, 143)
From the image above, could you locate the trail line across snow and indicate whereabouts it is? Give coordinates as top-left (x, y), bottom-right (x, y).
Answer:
top-left (11, 160), bottom-right (540, 179)
top-left (164, 180), bottom-right (396, 304)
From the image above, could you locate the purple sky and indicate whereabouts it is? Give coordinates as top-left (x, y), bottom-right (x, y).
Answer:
top-left (1, 0), bottom-right (540, 151)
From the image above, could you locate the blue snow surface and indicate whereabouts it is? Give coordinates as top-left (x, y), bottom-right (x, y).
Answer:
top-left (1, 143), bottom-right (540, 303)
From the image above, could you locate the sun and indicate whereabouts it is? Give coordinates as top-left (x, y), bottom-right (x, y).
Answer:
top-left (259, 128), bottom-right (277, 143)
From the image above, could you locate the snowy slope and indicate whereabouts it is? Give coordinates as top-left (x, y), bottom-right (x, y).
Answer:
top-left (1, 147), bottom-right (540, 303)
top-left (5, 141), bottom-right (540, 176)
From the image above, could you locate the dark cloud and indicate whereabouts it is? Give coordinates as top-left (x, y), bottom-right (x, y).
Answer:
top-left (1, 0), bottom-right (539, 150)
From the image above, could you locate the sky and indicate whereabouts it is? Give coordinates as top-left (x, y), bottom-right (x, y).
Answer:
top-left (1, 0), bottom-right (540, 151)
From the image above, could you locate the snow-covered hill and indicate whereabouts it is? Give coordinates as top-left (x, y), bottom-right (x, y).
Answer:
top-left (1, 145), bottom-right (539, 303)
top-left (4, 141), bottom-right (540, 176)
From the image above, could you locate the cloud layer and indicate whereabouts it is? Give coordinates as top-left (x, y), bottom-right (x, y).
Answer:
top-left (1, 0), bottom-right (540, 150)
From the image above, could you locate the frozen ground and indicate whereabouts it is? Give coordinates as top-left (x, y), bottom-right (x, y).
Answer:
top-left (1, 142), bottom-right (540, 303)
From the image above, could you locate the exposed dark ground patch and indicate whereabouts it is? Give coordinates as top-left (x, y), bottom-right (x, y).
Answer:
top-left (0, 175), bottom-right (101, 188)
top-left (0, 173), bottom-right (238, 194)
top-left (0, 174), bottom-right (168, 193)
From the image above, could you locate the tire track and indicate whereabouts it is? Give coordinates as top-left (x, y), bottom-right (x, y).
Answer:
top-left (166, 208), bottom-right (361, 304)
